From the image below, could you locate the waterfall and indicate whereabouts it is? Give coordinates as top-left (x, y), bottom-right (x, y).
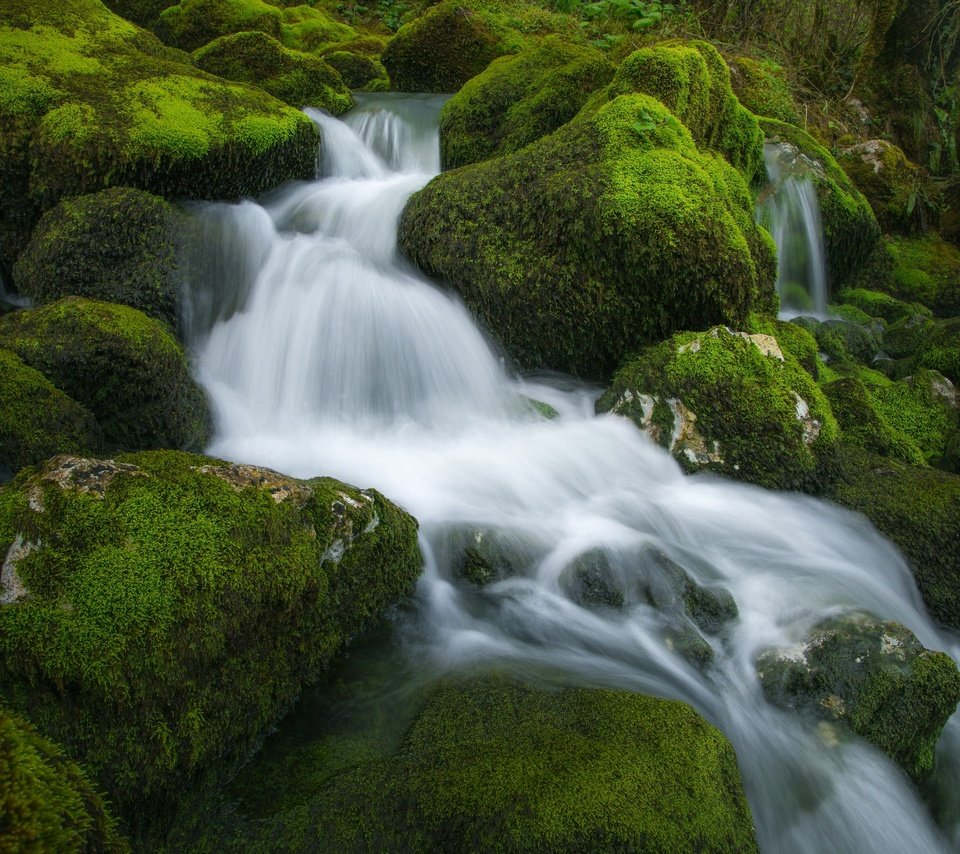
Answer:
top-left (185, 95), bottom-right (959, 853)
top-left (760, 142), bottom-right (829, 317)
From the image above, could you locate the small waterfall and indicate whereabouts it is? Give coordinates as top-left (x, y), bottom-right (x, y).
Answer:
top-left (760, 142), bottom-right (829, 317)
top-left (184, 99), bottom-right (960, 853)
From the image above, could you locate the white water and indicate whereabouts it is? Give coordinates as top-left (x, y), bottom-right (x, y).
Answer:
top-left (187, 94), bottom-right (960, 852)
top-left (761, 143), bottom-right (829, 319)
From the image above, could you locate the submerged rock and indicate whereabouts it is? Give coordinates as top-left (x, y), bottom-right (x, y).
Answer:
top-left (0, 451), bottom-right (422, 830)
top-left (756, 614), bottom-right (960, 782)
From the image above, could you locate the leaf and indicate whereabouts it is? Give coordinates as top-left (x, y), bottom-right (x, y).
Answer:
top-left (906, 191), bottom-right (917, 216)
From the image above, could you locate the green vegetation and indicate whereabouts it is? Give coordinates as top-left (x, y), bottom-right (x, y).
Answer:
top-left (880, 233), bottom-right (960, 317)
top-left (401, 94), bottom-right (775, 378)
top-left (194, 31), bottom-right (355, 113)
top-left (0, 451), bottom-right (422, 831)
top-left (0, 706), bottom-right (129, 852)
top-left (727, 56), bottom-right (800, 125)
top-left (0, 298), bottom-right (209, 452)
top-left (13, 188), bottom-right (184, 329)
top-left (323, 49), bottom-right (388, 88)
top-left (836, 286), bottom-right (923, 325)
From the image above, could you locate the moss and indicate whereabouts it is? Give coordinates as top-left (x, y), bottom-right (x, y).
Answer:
top-left (727, 56), bottom-right (800, 125)
top-left (193, 31), bottom-right (354, 114)
top-left (790, 316), bottom-right (883, 366)
top-left (748, 314), bottom-right (821, 376)
top-left (0, 349), bottom-right (102, 477)
top-left (323, 50), bottom-right (387, 89)
top-left (101, 0), bottom-right (172, 28)
top-left (597, 326), bottom-right (839, 490)
top-left (759, 118), bottom-right (880, 290)
top-left (439, 37), bottom-right (614, 169)
top-left (883, 312), bottom-right (936, 360)
top-left (0, 451), bottom-right (422, 832)
top-left (757, 615), bottom-right (960, 783)
top-left (882, 233), bottom-right (960, 317)
top-left (836, 286), bottom-right (923, 324)
top-left (0, 706), bottom-right (128, 852)
top-left (0, 298), bottom-right (209, 452)
top-left (915, 319), bottom-right (960, 385)
top-left (401, 94), bottom-right (776, 378)
top-left (13, 188), bottom-right (184, 329)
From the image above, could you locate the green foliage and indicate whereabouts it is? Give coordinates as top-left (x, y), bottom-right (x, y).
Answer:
top-left (581, 0), bottom-right (684, 32)
top-left (0, 298), bottom-right (209, 452)
top-left (0, 706), bottom-right (128, 852)
top-left (836, 286), bottom-right (923, 324)
top-left (727, 56), bottom-right (800, 125)
top-left (880, 233), bottom-right (960, 317)
top-left (323, 49), bottom-right (388, 88)
top-left (0, 451), bottom-right (422, 832)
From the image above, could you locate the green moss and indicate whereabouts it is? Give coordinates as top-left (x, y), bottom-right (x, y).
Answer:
top-left (401, 94), bottom-right (775, 378)
top-left (0, 349), bottom-right (101, 478)
top-left (194, 31), bottom-right (354, 114)
top-left (0, 707), bottom-right (128, 852)
top-left (0, 451), bottom-right (422, 832)
top-left (757, 615), bottom-right (960, 783)
top-left (727, 56), bottom-right (800, 125)
top-left (0, 298), bottom-right (209, 452)
top-left (13, 188), bottom-right (184, 329)
top-left (883, 233), bottom-right (960, 317)
top-left (323, 50), bottom-right (387, 89)
top-left (836, 287), bottom-right (923, 324)
top-left (156, 0), bottom-right (284, 51)
top-left (748, 314), bottom-right (821, 376)
top-left (597, 326), bottom-right (838, 490)
top-left (790, 316), bottom-right (882, 366)
top-left (759, 118), bottom-right (880, 290)
top-left (915, 319), bottom-right (960, 385)
top-left (439, 37), bottom-right (614, 169)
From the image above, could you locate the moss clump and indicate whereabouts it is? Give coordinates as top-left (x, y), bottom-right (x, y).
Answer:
top-left (13, 188), bottom-right (184, 329)
top-left (757, 615), bottom-right (960, 783)
top-left (193, 31), bottom-right (354, 114)
top-left (790, 316), bottom-right (883, 366)
top-left (836, 286), bottom-right (922, 325)
top-left (0, 298), bottom-right (209, 452)
top-left (882, 233), bottom-right (960, 317)
top-left (0, 451), bottom-right (422, 831)
top-left (0, 707), bottom-right (128, 852)
top-left (727, 56), bottom-right (800, 125)
top-left (915, 319), bottom-right (960, 385)
top-left (0, 349), bottom-right (101, 477)
top-left (439, 36), bottom-right (614, 169)
top-left (401, 95), bottom-right (776, 378)
top-left (323, 50), bottom-right (387, 90)
top-left (748, 314), bottom-right (821, 376)
top-left (100, 0), bottom-right (171, 28)
top-left (759, 119), bottom-right (879, 290)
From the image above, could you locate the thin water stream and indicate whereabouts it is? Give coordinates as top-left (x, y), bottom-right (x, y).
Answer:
top-left (185, 94), bottom-right (959, 852)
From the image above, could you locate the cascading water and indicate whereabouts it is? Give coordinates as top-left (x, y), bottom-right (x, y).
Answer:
top-left (185, 94), bottom-right (959, 852)
top-left (760, 143), bottom-right (829, 318)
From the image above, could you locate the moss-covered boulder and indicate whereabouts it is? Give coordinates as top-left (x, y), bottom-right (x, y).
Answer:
top-left (791, 315), bottom-right (883, 366)
top-left (13, 188), bottom-right (184, 329)
top-left (439, 37), bottom-right (614, 169)
top-left (323, 50), bottom-right (387, 90)
top-left (0, 452), bottom-right (422, 829)
top-left (0, 0), bottom-right (319, 278)
top-left (597, 326), bottom-right (838, 489)
top-left (0, 298), bottom-right (209, 452)
top-left (759, 119), bottom-right (879, 290)
top-left (401, 95), bottom-right (776, 378)
top-left (756, 614), bottom-right (960, 782)
top-left (0, 349), bottom-right (101, 477)
top-left (881, 233), bottom-right (960, 317)
top-left (257, 677), bottom-right (758, 852)
top-left (836, 286), bottom-right (924, 325)
top-left (0, 706), bottom-right (128, 852)
top-left (727, 55), bottom-right (800, 125)
top-left (915, 318), bottom-right (960, 385)
top-left (100, 0), bottom-right (170, 28)
top-left (193, 31), bottom-right (354, 114)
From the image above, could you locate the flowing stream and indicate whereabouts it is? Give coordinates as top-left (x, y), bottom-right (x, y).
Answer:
top-left (185, 95), bottom-right (959, 852)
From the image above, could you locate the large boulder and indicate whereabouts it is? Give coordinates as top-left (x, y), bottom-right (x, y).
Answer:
top-left (757, 614), bottom-right (960, 782)
top-left (400, 95), bottom-right (776, 378)
top-left (0, 0), bottom-right (319, 279)
top-left (0, 706), bottom-right (128, 852)
top-left (881, 233), bottom-right (960, 317)
top-left (0, 452), bottom-right (422, 829)
top-left (727, 56), bottom-right (800, 125)
top-left (13, 188), bottom-right (184, 329)
top-left (0, 298), bottom-right (209, 452)
top-left (596, 325), bottom-right (838, 490)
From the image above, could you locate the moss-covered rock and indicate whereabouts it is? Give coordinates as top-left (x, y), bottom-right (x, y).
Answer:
top-left (0, 0), bottom-right (319, 278)
top-left (439, 37), bottom-right (614, 169)
top-left (597, 326), bottom-right (838, 490)
top-left (915, 318), bottom-right (960, 385)
top-left (756, 614), bottom-right (960, 782)
top-left (836, 286), bottom-right (923, 325)
top-left (727, 55), bottom-right (800, 125)
top-left (882, 233), bottom-right (960, 317)
top-left (193, 31), bottom-right (354, 113)
top-left (0, 298), bottom-right (209, 452)
top-left (759, 119), bottom-right (879, 290)
top-left (0, 451), bottom-right (422, 830)
top-left (883, 311), bottom-right (936, 360)
top-left (0, 706), bottom-right (128, 852)
top-left (401, 95), bottom-right (776, 378)
top-left (792, 316), bottom-right (883, 366)
top-left (101, 0), bottom-right (171, 28)
top-left (13, 188), bottom-right (184, 329)
top-left (0, 349), bottom-right (101, 477)
top-left (323, 50), bottom-right (387, 90)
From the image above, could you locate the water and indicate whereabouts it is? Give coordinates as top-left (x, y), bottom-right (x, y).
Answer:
top-left (760, 143), bottom-right (829, 318)
top-left (185, 95), bottom-right (960, 852)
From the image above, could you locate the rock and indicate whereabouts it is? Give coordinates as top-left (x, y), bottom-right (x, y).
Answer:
top-left (323, 50), bottom-right (387, 90)
top-left (444, 525), bottom-right (536, 585)
top-left (836, 287), bottom-right (922, 325)
top-left (0, 297), bottom-right (209, 452)
top-left (0, 707), bottom-right (128, 852)
top-left (597, 326), bottom-right (838, 489)
top-left (0, 450), bottom-right (422, 830)
top-left (401, 94), bottom-right (776, 378)
top-left (756, 614), bottom-right (960, 782)
top-left (0, 348), bottom-right (102, 475)
top-left (883, 233), bottom-right (960, 317)
top-left (193, 31), bottom-right (354, 114)
top-left (812, 317), bottom-right (883, 364)
top-left (439, 37), bottom-right (614, 169)
top-left (727, 56), bottom-right (800, 125)
top-left (883, 312), bottom-right (936, 359)
top-left (13, 188), bottom-right (184, 329)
